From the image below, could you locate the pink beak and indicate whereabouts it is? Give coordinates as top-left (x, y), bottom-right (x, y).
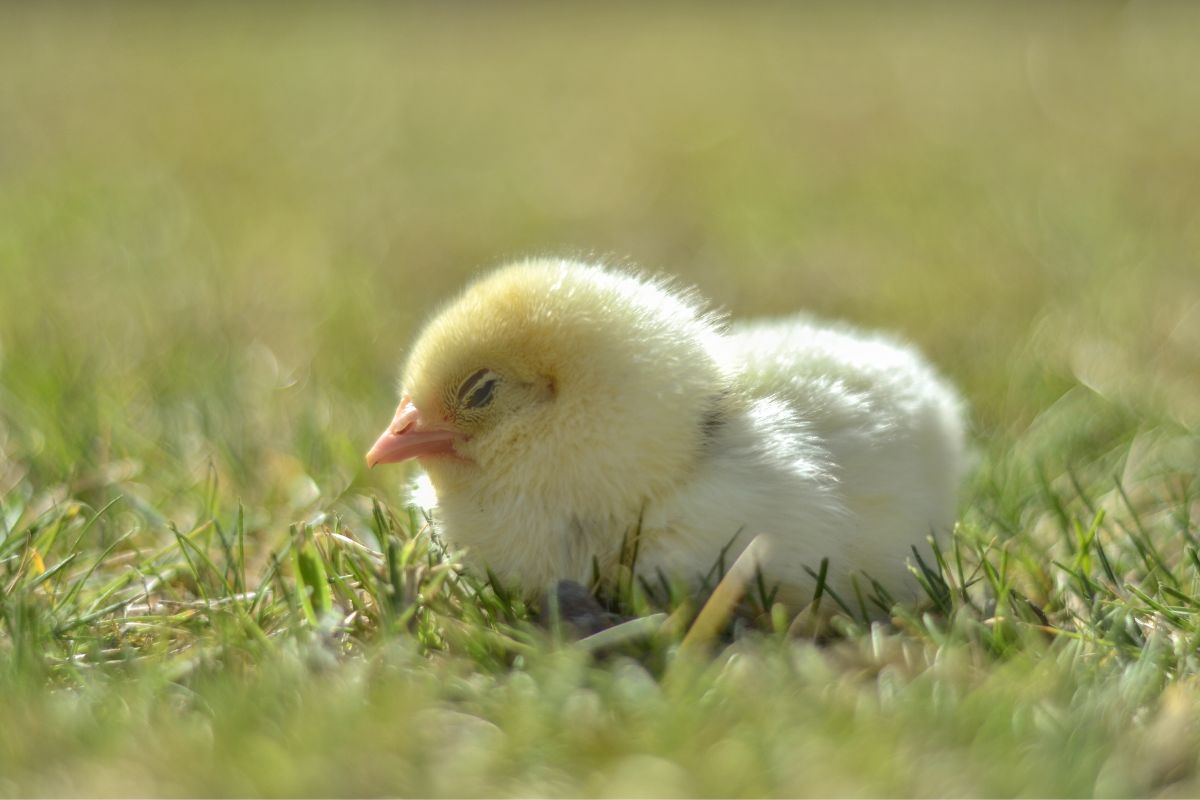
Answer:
top-left (365, 397), bottom-right (462, 467)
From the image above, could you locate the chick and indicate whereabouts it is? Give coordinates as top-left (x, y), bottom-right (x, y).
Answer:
top-left (367, 259), bottom-right (966, 609)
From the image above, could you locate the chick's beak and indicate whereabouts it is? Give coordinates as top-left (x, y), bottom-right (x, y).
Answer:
top-left (366, 397), bottom-right (462, 467)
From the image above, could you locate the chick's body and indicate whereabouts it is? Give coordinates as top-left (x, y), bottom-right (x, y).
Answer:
top-left (371, 259), bottom-right (966, 607)
top-left (635, 317), bottom-right (966, 606)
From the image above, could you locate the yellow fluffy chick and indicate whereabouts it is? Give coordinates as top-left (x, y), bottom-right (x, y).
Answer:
top-left (367, 259), bottom-right (966, 608)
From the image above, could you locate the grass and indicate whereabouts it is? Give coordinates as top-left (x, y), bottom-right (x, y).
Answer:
top-left (2, 2), bottom-right (1200, 796)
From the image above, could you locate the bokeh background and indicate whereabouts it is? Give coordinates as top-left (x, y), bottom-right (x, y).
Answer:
top-left (4, 5), bottom-right (1199, 483)
top-left (2, 3), bottom-right (1200, 795)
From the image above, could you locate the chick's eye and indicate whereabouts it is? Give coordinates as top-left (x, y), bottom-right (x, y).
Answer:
top-left (465, 379), bottom-right (497, 409)
top-left (458, 368), bottom-right (499, 410)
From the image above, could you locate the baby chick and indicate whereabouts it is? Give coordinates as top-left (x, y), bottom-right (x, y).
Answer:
top-left (367, 259), bottom-right (966, 609)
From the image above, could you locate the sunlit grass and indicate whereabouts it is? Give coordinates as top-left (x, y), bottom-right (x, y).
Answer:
top-left (1, 3), bottom-right (1199, 796)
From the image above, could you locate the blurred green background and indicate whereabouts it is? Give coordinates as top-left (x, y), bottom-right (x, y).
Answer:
top-left (3, 5), bottom-right (1197, 503)
top-left (2, 4), bottom-right (1200, 795)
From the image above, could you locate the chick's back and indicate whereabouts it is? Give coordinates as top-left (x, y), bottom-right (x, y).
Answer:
top-left (635, 313), bottom-right (967, 607)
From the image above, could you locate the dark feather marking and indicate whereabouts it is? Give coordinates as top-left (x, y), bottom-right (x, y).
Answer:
top-left (700, 391), bottom-right (731, 447)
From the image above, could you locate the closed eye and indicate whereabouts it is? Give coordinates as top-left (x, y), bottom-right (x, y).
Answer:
top-left (458, 368), bottom-right (499, 410)
top-left (464, 378), bottom-right (497, 409)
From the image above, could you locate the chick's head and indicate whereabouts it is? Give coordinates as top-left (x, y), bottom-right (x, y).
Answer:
top-left (367, 259), bottom-right (729, 516)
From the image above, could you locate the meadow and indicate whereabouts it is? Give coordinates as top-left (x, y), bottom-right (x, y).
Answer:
top-left (2, 3), bottom-right (1199, 796)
